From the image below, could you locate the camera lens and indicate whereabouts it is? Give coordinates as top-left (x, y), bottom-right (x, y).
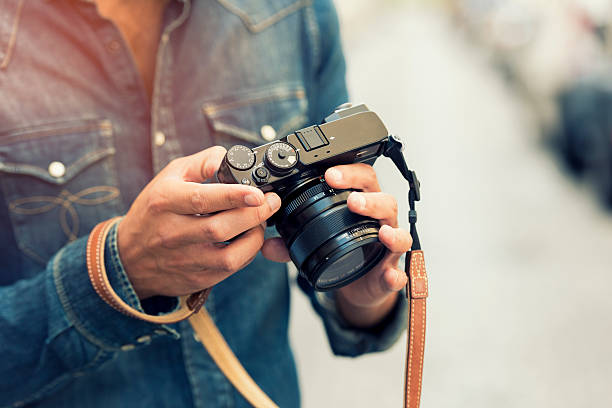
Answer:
top-left (275, 178), bottom-right (387, 291)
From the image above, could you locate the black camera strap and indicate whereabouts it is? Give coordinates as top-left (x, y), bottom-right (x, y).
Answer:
top-left (384, 136), bottom-right (428, 408)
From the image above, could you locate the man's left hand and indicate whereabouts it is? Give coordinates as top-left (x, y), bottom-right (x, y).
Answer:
top-left (261, 163), bottom-right (411, 328)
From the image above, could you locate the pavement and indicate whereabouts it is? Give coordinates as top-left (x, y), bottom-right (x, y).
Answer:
top-left (288, 3), bottom-right (612, 407)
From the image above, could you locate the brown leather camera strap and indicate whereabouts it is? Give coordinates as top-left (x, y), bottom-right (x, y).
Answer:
top-left (86, 217), bottom-right (278, 407)
top-left (87, 217), bottom-right (428, 408)
top-left (189, 309), bottom-right (280, 408)
top-left (86, 217), bottom-right (210, 324)
top-left (405, 250), bottom-right (428, 408)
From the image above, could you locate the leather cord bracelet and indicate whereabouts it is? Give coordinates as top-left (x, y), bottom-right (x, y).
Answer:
top-left (86, 217), bottom-right (210, 324)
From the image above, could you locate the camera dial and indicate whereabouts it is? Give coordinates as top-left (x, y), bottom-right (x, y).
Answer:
top-left (226, 145), bottom-right (255, 170)
top-left (265, 142), bottom-right (298, 174)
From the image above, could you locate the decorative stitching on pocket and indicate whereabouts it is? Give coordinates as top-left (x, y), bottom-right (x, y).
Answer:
top-left (0, 0), bottom-right (24, 70)
top-left (216, 0), bottom-right (311, 33)
top-left (0, 120), bottom-right (113, 145)
top-left (211, 122), bottom-right (264, 145)
top-left (202, 87), bottom-right (305, 117)
top-left (9, 186), bottom-right (120, 241)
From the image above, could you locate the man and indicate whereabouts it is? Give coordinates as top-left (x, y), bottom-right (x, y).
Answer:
top-left (0, 0), bottom-right (411, 406)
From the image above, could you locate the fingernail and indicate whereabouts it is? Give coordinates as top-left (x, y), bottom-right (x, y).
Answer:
top-left (326, 168), bottom-right (342, 183)
top-left (266, 194), bottom-right (281, 211)
top-left (245, 193), bottom-right (262, 206)
top-left (351, 192), bottom-right (366, 211)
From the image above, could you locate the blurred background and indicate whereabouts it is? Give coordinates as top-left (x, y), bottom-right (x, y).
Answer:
top-left (289, 0), bottom-right (612, 406)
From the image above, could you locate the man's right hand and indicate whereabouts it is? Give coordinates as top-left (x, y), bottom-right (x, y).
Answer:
top-left (116, 146), bottom-right (281, 299)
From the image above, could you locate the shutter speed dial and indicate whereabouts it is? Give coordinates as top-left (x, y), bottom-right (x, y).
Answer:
top-left (226, 145), bottom-right (255, 170)
top-left (265, 142), bottom-right (298, 174)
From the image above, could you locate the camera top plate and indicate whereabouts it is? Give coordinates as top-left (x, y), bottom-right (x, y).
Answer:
top-left (216, 106), bottom-right (390, 194)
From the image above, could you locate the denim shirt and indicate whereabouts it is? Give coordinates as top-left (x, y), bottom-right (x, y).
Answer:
top-left (0, 0), bottom-right (407, 407)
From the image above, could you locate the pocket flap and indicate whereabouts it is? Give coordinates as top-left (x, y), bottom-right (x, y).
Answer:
top-left (216, 0), bottom-right (310, 33)
top-left (0, 119), bottom-right (115, 185)
top-left (202, 84), bottom-right (308, 147)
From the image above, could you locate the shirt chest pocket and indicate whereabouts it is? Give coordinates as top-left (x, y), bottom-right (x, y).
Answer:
top-left (0, 119), bottom-right (124, 266)
top-left (202, 84), bottom-right (309, 149)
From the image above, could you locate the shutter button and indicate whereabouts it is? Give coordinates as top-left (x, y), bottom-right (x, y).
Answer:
top-left (48, 161), bottom-right (66, 178)
top-left (260, 125), bottom-right (276, 141)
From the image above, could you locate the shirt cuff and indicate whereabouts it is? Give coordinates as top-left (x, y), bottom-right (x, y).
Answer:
top-left (302, 277), bottom-right (407, 357)
top-left (52, 221), bottom-right (180, 352)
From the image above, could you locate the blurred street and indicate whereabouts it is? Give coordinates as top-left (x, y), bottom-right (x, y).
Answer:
top-left (289, 2), bottom-right (612, 407)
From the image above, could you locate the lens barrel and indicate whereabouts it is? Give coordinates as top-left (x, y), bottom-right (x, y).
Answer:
top-left (275, 178), bottom-right (386, 291)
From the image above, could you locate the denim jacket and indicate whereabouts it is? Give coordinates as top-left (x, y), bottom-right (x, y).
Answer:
top-left (0, 0), bottom-right (407, 406)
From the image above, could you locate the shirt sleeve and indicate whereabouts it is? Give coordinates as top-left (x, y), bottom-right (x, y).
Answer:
top-left (0, 221), bottom-right (179, 407)
top-left (299, 276), bottom-right (408, 357)
top-left (302, 0), bottom-right (408, 357)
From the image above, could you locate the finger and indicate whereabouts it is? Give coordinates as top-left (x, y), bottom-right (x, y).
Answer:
top-left (325, 163), bottom-right (381, 192)
top-left (379, 224), bottom-right (412, 253)
top-left (261, 237), bottom-right (291, 263)
top-left (175, 145), bottom-right (227, 182)
top-left (380, 266), bottom-right (408, 292)
top-left (375, 225), bottom-right (412, 272)
top-left (177, 225), bottom-right (265, 286)
top-left (176, 193), bottom-right (281, 244)
top-left (347, 192), bottom-right (398, 227)
top-left (162, 181), bottom-right (264, 215)
top-left (209, 225), bottom-right (265, 278)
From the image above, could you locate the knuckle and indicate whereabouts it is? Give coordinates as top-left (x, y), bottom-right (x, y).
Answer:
top-left (406, 233), bottom-right (413, 248)
top-left (360, 164), bottom-right (378, 187)
top-left (218, 253), bottom-right (238, 273)
top-left (388, 195), bottom-right (398, 215)
top-left (255, 204), bottom-right (271, 223)
top-left (147, 193), bottom-right (167, 214)
top-left (151, 229), bottom-right (171, 249)
top-left (191, 189), bottom-right (209, 214)
top-left (203, 220), bottom-right (228, 242)
top-left (186, 269), bottom-right (206, 287)
top-left (200, 221), bottom-right (217, 240)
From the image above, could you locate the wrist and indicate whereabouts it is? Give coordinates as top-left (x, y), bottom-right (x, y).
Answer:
top-left (335, 289), bottom-right (399, 329)
top-left (116, 217), bottom-right (155, 299)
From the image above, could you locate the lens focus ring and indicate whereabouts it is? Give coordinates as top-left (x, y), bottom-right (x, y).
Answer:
top-left (283, 181), bottom-right (331, 217)
top-left (289, 204), bottom-right (370, 267)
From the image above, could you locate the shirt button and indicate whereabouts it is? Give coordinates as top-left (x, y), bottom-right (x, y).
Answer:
top-left (154, 131), bottom-right (166, 147)
top-left (48, 161), bottom-right (66, 178)
top-left (154, 329), bottom-right (168, 335)
top-left (120, 344), bottom-right (135, 351)
top-left (136, 335), bottom-right (152, 343)
top-left (193, 332), bottom-right (201, 343)
top-left (260, 125), bottom-right (276, 141)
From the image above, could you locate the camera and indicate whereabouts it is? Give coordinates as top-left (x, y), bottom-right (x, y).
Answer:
top-left (216, 104), bottom-right (418, 291)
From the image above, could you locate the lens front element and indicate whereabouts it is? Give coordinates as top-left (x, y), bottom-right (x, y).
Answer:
top-left (311, 230), bottom-right (386, 290)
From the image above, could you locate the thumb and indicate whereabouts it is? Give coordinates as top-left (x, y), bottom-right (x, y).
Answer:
top-left (261, 238), bottom-right (291, 263)
top-left (176, 145), bottom-right (227, 182)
